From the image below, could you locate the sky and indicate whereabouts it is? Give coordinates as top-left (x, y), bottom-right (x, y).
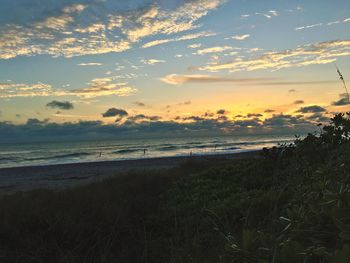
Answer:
top-left (0, 0), bottom-right (350, 141)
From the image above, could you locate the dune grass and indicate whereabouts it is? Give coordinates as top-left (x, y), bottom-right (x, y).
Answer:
top-left (0, 113), bottom-right (350, 262)
top-left (0, 158), bottom-right (232, 263)
top-left (0, 170), bottom-right (175, 262)
top-left (157, 113), bottom-right (350, 262)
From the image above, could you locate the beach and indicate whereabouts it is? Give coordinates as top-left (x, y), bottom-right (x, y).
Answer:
top-left (0, 150), bottom-right (260, 193)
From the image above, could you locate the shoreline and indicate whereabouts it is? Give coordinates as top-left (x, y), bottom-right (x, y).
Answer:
top-left (0, 150), bottom-right (261, 193)
top-left (0, 148), bottom-right (259, 170)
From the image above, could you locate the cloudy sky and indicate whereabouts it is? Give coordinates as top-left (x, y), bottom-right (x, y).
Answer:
top-left (0, 0), bottom-right (349, 140)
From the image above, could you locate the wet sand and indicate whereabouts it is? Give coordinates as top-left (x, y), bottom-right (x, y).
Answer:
top-left (0, 151), bottom-right (261, 193)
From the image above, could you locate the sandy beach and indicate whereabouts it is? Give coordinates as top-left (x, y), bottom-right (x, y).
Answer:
top-left (0, 151), bottom-right (260, 193)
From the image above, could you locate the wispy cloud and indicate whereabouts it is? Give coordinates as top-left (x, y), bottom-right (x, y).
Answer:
top-left (0, 78), bottom-right (136, 99)
top-left (240, 14), bottom-right (250, 19)
top-left (77, 63), bottom-right (103, 66)
top-left (72, 77), bottom-right (136, 98)
top-left (295, 23), bottom-right (323, 31)
top-left (188, 43), bottom-right (202, 49)
top-left (160, 74), bottom-right (337, 87)
top-left (241, 10), bottom-right (279, 20)
top-left (229, 34), bottom-right (250, 41)
top-left (196, 46), bottom-right (233, 55)
top-left (142, 31), bottom-right (215, 48)
top-left (0, 3), bottom-right (131, 60)
top-left (201, 39), bottom-right (350, 72)
top-left (0, 82), bottom-right (59, 98)
top-left (160, 74), bottom-right (273, 85)
top-left (255, 10), bottom-right (279, 19)
top-left (327, 21), bottom-right (341, 26)
top-left (0, 0), bottom-right (224, 60)
top-left (141, 59), bottom-right (165, 65)
top-left (297, 17), bottom-right (350, 30)
top-left (35, 4), bottom-right (87, 30)
top-left (123, 1), bottom-right (222, 43)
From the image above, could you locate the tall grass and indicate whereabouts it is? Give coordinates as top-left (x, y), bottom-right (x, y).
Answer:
top-left (336, 64), bottom-right (350, 103)
top-left (0, 170), bottom-right (177, 263)
top-left (0, 157), bottom-right (234, 263)
top-left (156, 113), bottom-right (350, 262)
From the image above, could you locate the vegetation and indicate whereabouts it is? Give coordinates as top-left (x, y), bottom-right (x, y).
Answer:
top-left (0, 113), bottom-right (350, 262)
top-left (157, 113), bottom-right (350, 262)
top-left (0, 170), bottom-right (174, 262)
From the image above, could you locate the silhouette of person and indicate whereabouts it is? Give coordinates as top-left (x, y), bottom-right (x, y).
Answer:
top-left (143, 149), bottom-right (146, 156)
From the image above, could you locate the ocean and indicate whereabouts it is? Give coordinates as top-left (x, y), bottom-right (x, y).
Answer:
top-left (0, 134), bottom-right (296, 168)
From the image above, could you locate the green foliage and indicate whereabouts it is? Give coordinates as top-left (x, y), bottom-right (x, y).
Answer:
top-left (0, 171), bottom-right (176, 263)
top-left (157, 112), bottom-right (350, 262)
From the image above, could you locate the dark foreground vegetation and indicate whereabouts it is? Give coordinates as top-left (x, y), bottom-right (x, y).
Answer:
top-left (1, 113), bottom-right (350, 262)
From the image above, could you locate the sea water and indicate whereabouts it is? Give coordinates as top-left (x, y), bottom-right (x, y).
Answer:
top-left (0, 134), bottom-right (296, 168)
